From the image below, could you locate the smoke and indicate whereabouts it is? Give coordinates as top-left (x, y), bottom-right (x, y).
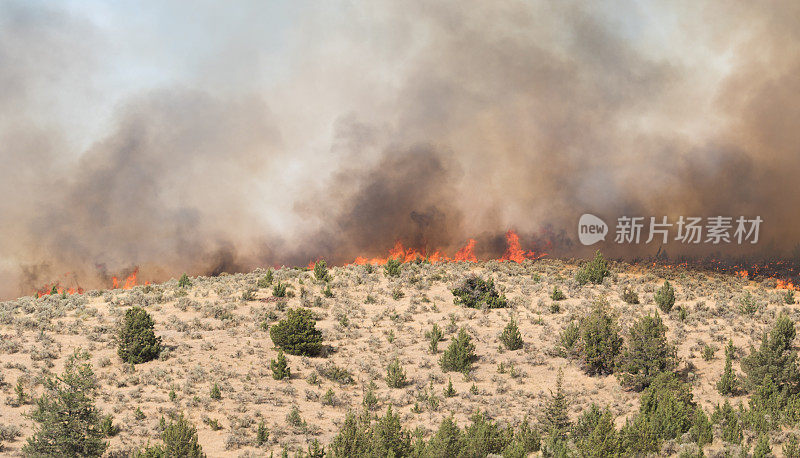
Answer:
top-left (1, 0), bottom-right (799, 297)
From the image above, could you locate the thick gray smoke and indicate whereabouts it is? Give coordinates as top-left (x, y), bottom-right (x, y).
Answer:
top-left (1, 1), bottom-right (799, 298)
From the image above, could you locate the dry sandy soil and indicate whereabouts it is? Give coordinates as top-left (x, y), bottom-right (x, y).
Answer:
top-left (0, 259), bottom-right (796, 456)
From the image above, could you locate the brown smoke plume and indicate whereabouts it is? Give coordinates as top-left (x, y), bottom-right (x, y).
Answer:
top-left (1, 1), bottom-right (799, 298)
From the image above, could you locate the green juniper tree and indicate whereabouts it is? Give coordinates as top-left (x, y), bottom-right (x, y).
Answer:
top-left (269, 307), bottom-right (323, 356)
top-left (440, 328), bottom-right (476, 373)
top-left (578, 300), bottom-right (623, 376)
top-left (117, 307), bottom-right (162, 364)
top-left (717, 339), bottom-right (739, 395)
top-left (178, 273), bottom-right (192, 288)
top-left (384, 259), bottom-right (402, 277)
top-left (500, 317), bottom-right (523, 351)
top-left (161, 414), bottom-right (205, 457)
top-left (742, 314), bottom-right (799, 394)
top-left (314, 259), bottom-right (331, 282)
top-left (386, 358), bottom-right (407, 388)
top-left (618, 311), bottom-right (677, 391)
top-left (655, 280), bottom-right (676, 313)
top-left (271, 349), bottom-right (291, 380)
top-left (24, 350), bottom-right (108, 457)
top-left (541, 369), bottom-right (571, 440)
top-left (575, 250), bottom-right (610, 285)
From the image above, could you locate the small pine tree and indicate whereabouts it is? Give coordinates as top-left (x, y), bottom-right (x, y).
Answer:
top-left (618, 312), bottom-right (677, 391)
top-left (329, 411), bottom-right (370, 457)
top-left (314, 260), bottom-right (331, 282)
top-left (573, 404), bottom-right (619, 458)
top-left (551, 286), bottom-right (566, 301)
top-left (440, 328), bottom-right (476, 373)
top-left (559, 321), bottom-right (581, 356)
top-left (117, 307), bottom-right (162, 364)
top-left (741, 314), bottom-right (799, 393)
top-left (363, 382), bottom-right (379, 411)
top-left (634, 374), bottom-right (697, 447)
top-left (717, 339), bottom-right (739, 395)
top-left (753, 434), bottom-right (772, 458)
top-left (426, 416), bottom-right (461, 458)
top-left (271, 349), bottom-right (291, 380)
top-left (386, 358), bottom-right (407, 388)
top-left (578, 300), bottom-right (623, 376)
top-left (178, 273), bottom-right (192, 288)
top-left (272, 281), bottom-right (288, 298)
top-left (711, 400), bottom-right (743, 445)
top-left (690, 408), bottom-right (713, 448)
top-left (384, 259), bottom-right (402, 277)
top-left (257, 269), bottom-right (274, 288)
top-left (785, 290), bottom-right (796, 305)
top-left (24, 350), bottom-right (108, 457)
top-left (372, 406), bottom-right (412, 457)
top-left (256, 420), bottom-right (269, 446)
top-left (99, 414), bottom-right (119, 437)
top-left (575, 250), bottom-right (611, 285)
top-left (541, 369), bottom-right (571, 440)
top-left (269, 308), bottom-right (323, 356)
top-left (500, 317), bottom-right (524, 351)
top-left (210, 383), bottom-right (221, 400)
top-left (655, 280), bottom-right (676, 313)
top-left (444, 379), bottom-right (456, 397)
top-left (162, 414), bottom-right (205, 457)
top-left (306, 439), bottom-right (325, 458)
top-left (458, 412), bottom-right (508, 456)
top-left (427, 323), bottom-right (443, 353)
top-left (15, 379), bottom-right (28, 405)
top-left (784, 433), bottom-right (799, 458)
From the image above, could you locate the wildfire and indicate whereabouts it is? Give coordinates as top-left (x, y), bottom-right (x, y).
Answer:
top-left (35, 266), bottom-right (150, 298)
top-left (35, 271), bottom-right (84, 297)
top-left (736, 270), bottom-right (749, 279)
top-left (453, 238), bottom-right (477, 262)
top-left (777, 279), bottom-right (797, 291)
top-left (36, 284), bottom-right (84, 298)
top-left (499, 230), bottom-right (547, 262)
top-left (348, 230), bottom-right (545, 267)
top-left (111, 268), bottom-right (140, 290)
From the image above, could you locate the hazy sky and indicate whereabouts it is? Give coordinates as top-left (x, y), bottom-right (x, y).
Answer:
top-left (2, 0), bottom-right (798, 296)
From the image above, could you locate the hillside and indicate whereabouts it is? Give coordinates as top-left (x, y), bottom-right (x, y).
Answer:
top-left (0, 258), bottom-right (797, 456)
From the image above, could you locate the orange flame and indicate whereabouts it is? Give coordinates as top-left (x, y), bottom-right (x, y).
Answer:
top-left (453, 239), bottom-right (477, 262)
top-left (342, 230), bottom-right (545, 268)
top-left (36, 284), bottom-right (84, 298)
top-left (499, 230), bottom-right (547, 262)
top-left (111, 268), bottom-right (139, 290)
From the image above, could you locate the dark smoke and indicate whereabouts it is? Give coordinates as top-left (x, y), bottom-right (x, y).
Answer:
top-left (2, 1), bottom-right (800, 298)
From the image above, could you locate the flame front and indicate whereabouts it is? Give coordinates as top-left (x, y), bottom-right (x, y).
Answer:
top-left (111, 268), bottom-right (140, 290)
top-left (346, 230), bottom-right (544, 267)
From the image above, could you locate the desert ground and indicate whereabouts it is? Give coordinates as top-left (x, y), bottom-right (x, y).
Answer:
top-left (0, 258), bottom-right (796, 456)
